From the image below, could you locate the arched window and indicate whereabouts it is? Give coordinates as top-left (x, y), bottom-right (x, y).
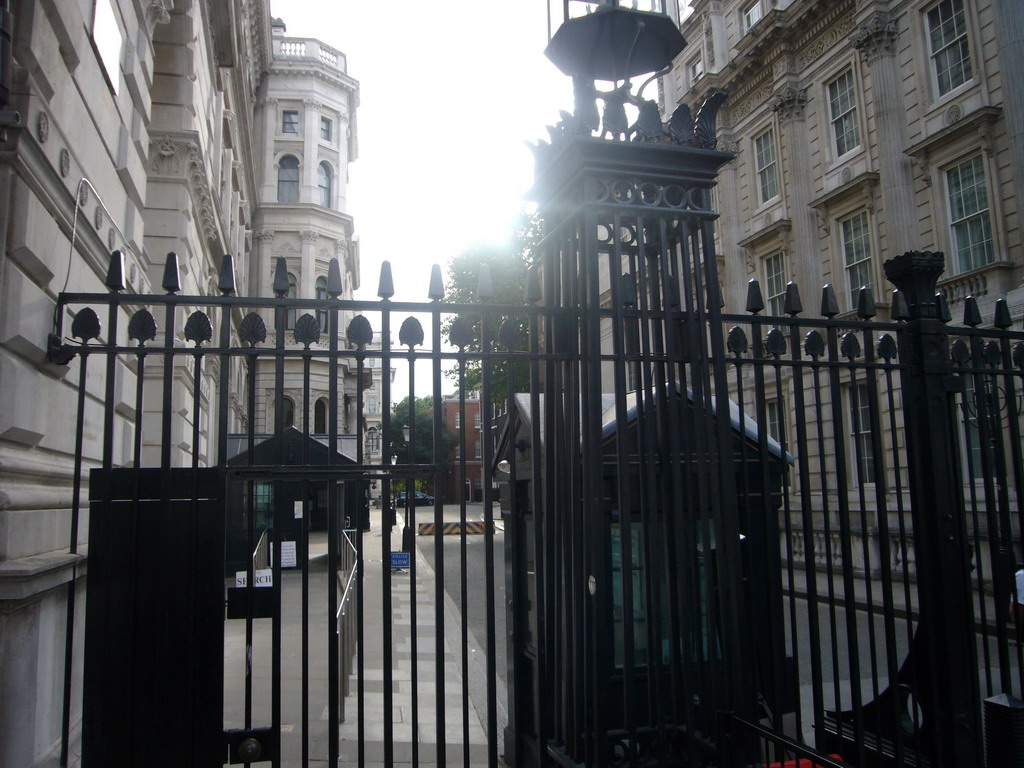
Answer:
top-left (318, 162), bottom-right (333, 208)
top-left (280, 397), bottom-right (295, 429)
top-left (366, 427), bottom-right (379, 452)
top-left (314, 398), bottom-right (327, 434)
top-left (316, 276), bottom-right (328, 330)
top-left (286, 273), bottom-right (297, 329)
top-left (278, 155), bottom-right (300, 202)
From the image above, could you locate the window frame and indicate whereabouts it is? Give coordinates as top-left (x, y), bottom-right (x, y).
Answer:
top-left (282, 110), bottom-right (299, 134)
top-left (314, 399), bottom-right (327, 434)
top-left (320, 116), bottom-right (333, 142)
top-left (944, 153), bottom-right (994, 274)
top-left (742, 0), bottom-right (763, 32)
top-left (91, 0), bottom-right (124, 95)
top-left (763, 251), bottom-right (786, 318)
top-left (688, 56), bottom-right (704, 86)
top-left (925, 0), bottom-right (973, 98)
top-left (753, 127), bottom-right (779, 206)
top-left (839, 210), bottom-right (874, 311)
top-left (318, 162), bottom-right (333, 208)
top-left (826, 68), bottom-right (861, 160)
top-left (366, 427), bottom-right (380, 452)
top-left (277, 155), bottom-right (300, 203)
top-left (315, 276), bottom-right (328, 330)
top-left (848, 382), bottom-right (878, 485)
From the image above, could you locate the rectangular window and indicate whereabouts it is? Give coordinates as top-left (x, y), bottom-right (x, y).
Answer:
top-left (455, 443), bottom-right (461, 459)
top-left (455, 412), bottom-right (461, 428)
top-left (946, 154), bottom-right (994, 273)
top-left (742, 0), bottom-right (763, 31)
top-left (474, 441), bottom-right (482, 459)
top-left (92, 0), bottom-right (123, 95)
top-left (827, 70), bottom-right (860, 157)
top-left (689, 56), bottom-right (704, 85)
top-left (282, 110), bottom-right (299, 134)
top-left (320, 116), bottom-right (332, 141)
top-left (764, 252), bottom-right (786, 317)
top-left (927, 0), bottom-right (972, 96)
top-left (840, 211), bottom-right (873, 310)
top-left (850, 383), bottom-right (876, 483)
top-left (754, 128), bottom-right (778, 204)
top-left (474, 412), bottom-right (481, 430)
top-left (767, 398), bottom-right (786, 445)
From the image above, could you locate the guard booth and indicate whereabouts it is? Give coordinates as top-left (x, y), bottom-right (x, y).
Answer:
top-left (497, 390), bottom-right (794, 767)
top-left (225, 426), bottom-right (368, 576)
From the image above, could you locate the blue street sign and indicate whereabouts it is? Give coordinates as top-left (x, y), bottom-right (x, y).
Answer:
top-left (390, 551), bottom-right (411, 569)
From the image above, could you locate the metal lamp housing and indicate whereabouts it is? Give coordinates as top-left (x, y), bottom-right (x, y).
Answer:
top-left (544, 4), bottom-right (687, 81)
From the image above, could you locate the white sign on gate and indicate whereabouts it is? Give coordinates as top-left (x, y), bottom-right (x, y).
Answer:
top-left (235, 569), bottom-right (273, 588)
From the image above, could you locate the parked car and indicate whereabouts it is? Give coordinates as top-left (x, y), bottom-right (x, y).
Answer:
top-left (396, 490), bottom-right (435, 506)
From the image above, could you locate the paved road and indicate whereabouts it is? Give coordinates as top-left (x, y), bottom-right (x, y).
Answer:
top-left (417, 517), bottom-right (507, 691)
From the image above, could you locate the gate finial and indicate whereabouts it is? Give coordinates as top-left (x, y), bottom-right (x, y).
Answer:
top-left (218, 254), bottom-right (236, 295)
top-left (377, 261), bottom-right (394, 299)
top-left (820, 284), bottom-right (840, 318)
top-left (428, 264), bottom-right (444, 300)
top-left (327, 258), bottom-right (343, 298)
top-left (784, 281), bottom-right (803, 316)
top-left (745, 278), bottom-right (764, 314)
top-left (477, 264), bottom-right (494, 301)
top-left (273, 256), bottom-right (290, 297)
top-left (162, 252), bottom-right (181, 294)
top-left (525, 266), bottom-right (541, 304)
top-left (105, 250), bottom-right (125, 292)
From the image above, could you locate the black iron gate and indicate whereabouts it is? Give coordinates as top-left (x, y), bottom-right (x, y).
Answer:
top-left (53, 136), bottom-right (1023, 768)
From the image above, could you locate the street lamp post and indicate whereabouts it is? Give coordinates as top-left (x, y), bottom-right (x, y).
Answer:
top-left (400, 425), bottom-right (413, 552)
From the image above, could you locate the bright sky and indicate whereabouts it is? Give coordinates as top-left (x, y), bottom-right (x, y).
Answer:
top-left (273, 1), bottom-right (574, 302)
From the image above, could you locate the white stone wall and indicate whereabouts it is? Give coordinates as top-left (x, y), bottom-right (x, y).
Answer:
top-left (0, 0), bottom-right (288, 764)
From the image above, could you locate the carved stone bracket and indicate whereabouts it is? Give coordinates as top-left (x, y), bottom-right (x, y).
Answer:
top-left (771, 84), bottom-right (807, 122)
top-left (145, 0), bottom-right (172, 31)
top-left (148, 134), bottom-right (221, 245)
top-left (853, 13), bottom-right (898, 62)
top-left (256, 230), bottom-right (275, 244)
top-left (301, 230), bottom-right (320, 243)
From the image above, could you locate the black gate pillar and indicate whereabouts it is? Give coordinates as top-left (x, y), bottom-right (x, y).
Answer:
top-left (82, 468), bottom-right (225, 768)
top-left (883, 251), bottom-right (983, 768)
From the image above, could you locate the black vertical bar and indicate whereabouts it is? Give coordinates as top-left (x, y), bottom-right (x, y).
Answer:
top-left (272, 298), bottom-right (285, 768)
top-left (301, 349), bottom-right (312, 768)
top-left (480, 302), bottom-right (499, 768)
top-left (608, 212), bottom-right (638, 764)
top-left (406, 354), bottom-right (419, 767)
top-left (457, 362), bottom-right (471, 768)
top-left (788, 320), bottom-right (826, 747)
top-left (60, 349), bottom-right (89, 768)
top-left (430, 297), bottom-right (446, 764)
top-left (328, 301), bottom-right (341, 768)
top-left (161, 301), bottom-right (176, 470)
top-left (351, 341), bottom-right (366, 768)
top-left (380, 300), bottom-right (395, 766)
top-left (245, 353), bottom-right (257, 730)
top-left (528, 282), bottom-right (547, 759)
top-left (824, 320), bottom-right (865, 765)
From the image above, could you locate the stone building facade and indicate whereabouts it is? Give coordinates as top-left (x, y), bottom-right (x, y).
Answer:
top-left (668, 0), bottom-right (1022, 322)
top-left (0, 2), bottom-right (362, 765)
top-left (662, 0), bottom-right (1022, 556)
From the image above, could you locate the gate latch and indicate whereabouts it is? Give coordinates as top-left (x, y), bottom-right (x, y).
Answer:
top-left (225, 728), bottom-right (277, 764)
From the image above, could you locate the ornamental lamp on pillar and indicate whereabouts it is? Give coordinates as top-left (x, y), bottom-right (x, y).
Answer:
top-left (545, 0), bottom-right (687, 83)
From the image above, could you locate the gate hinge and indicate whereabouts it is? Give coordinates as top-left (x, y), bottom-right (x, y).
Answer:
top-left (47, 333), bottom-right (76, 366)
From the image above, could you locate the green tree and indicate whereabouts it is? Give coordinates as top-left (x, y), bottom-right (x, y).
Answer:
top-left (443, 211), bottom-right (542, 403)
top-left (384, 396), bottom-right (457, 491)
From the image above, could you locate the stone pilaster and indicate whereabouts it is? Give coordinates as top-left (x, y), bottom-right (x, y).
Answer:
top-left (990, 0), bottom-right (1024, 239)
top-left (772, 85), bottom-right (821, 291)
top-left (854, 14), bottom-right (917, 256)
top-left (300, 229), bottom-right (319, 298)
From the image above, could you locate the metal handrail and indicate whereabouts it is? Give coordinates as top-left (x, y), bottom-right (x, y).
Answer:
top-left (252, 528), bottom-right (269, 571)
top-left (337, 529), bottom-right (359, 619)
